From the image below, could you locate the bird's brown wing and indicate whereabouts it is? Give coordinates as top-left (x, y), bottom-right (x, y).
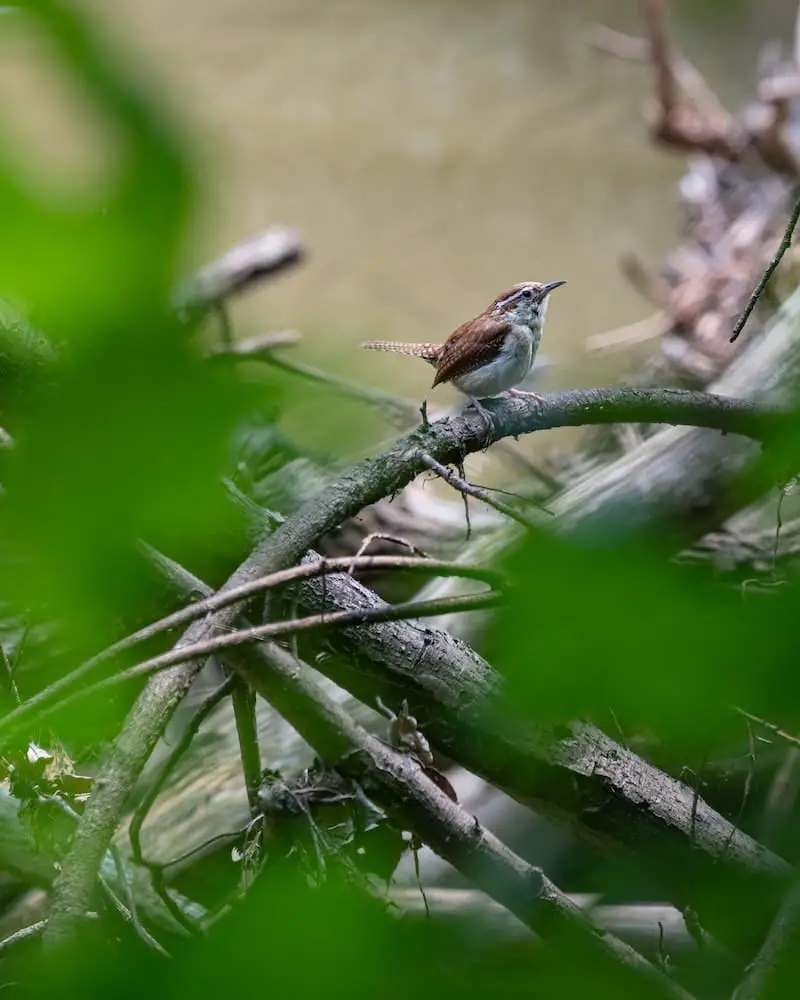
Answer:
top-left (431, 315), bottom-right (511, 388)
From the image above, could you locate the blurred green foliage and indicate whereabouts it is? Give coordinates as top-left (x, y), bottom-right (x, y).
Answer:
top-left (485, 521), bottom-right (795, 757)
top-left (0, 1), bottom-right (259, 665)
top-left (2, 2), bottom-right (800, 999)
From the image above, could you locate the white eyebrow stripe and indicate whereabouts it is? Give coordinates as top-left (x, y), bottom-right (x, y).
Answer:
top-left (494, 287), bottom-right (530, 310)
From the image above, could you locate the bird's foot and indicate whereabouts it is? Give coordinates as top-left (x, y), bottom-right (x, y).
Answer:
top-left (507, 387), bottom-right (545, 403)
top-left (466, 396), bottom-right (496, 450)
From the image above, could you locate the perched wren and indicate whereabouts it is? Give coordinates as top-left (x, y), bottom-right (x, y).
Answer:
top-left (362, 280), bottom-right (566, 431)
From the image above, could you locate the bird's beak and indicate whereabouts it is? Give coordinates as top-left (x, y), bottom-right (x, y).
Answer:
top-left (541, 280), bottom-right (567, 297)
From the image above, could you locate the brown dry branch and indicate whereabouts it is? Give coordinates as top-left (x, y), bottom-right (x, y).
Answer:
top-left (346, 532), bottom-right (429, 570)
top-left (638, 0), bottom-right (746, 161)
top-left (588, 24), bottom-right (728, 121)
top-left (591, 1), bottom-right (800, 384)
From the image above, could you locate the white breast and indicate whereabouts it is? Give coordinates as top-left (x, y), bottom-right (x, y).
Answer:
top-left (452, 324), bottom-right (538, 398)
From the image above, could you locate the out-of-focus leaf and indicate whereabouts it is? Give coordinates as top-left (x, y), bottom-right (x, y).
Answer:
top-left (0, 2), bottom-right (254, 652)
top-left (483, 521), bottom-right (796, 756)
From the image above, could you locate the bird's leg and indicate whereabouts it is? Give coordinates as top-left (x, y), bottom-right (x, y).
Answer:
top-left (465, 395), bottom-right (496, 449)
top-left (507, 387), bottom-right (545, 403)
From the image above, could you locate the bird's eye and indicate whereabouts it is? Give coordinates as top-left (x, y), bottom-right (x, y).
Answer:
top-left (522, 289), bottom-right (533, 299)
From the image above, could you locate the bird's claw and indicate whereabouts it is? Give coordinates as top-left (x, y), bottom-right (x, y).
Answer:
top-left (507, 388), bottom-right (545, 403)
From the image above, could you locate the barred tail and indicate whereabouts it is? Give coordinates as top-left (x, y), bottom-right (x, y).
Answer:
top-left (361, 340), bottom-right (440, 363)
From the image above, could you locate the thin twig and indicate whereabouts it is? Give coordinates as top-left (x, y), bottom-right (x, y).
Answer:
top-left (723, 722), bottom-right (757, 858)
top-left (412, 844), bottom-right (431, 919)
top-left (420, 453), bottom-right (541, 530)
top-left (0, 920), bottom-right (47, 955)
top-left (207, 330), bottom-right (302, 358)
top-left (235, 343), bottom-right (419, 425)
top-left (588, 24), bottom-right (729, 120)
top-left (644, 0), bottom-right (678, 122)
top-left (585, 312), bottom-right (669, 353)
top-left (108, 843), bottom-right (169, 957)
top-left (0, 642), bottom-right (21, 709)
top-left (734, 707), bottom-right (800, 750)
top-left (347, 533), bottom-right (428, 574)
top-left (731, 191), bottom-right (800, 342)
top-left (98, 870), bottom-right (170, 957)
top-left (456, 459), bottom-right (472, 540)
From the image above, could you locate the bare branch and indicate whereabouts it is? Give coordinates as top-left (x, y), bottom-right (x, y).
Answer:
top-left (419, 452), bottom-right (541, 530)
top-left (224, 336), bottom-right (420, 424)
top-left (173, 227), bottom-right (303, 310)
top-left (287, 560), bottom-right (791, 942)
top-left (207, 330), bottom-right (302, 357)
top-left (588, 24), bottom-right (729, 120)
top-left (0, 920), bottom-right (47, 955)
top-left (730, 191), bottom-right (800, 342)
top-left (735, 706), bottom-right (800, 750)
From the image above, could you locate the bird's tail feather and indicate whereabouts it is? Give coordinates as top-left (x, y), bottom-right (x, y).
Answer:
top-left (361, 340), bottom-right (440, 363)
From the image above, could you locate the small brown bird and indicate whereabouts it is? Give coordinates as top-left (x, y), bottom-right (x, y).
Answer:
top-left (362, 280), bottom-right (566, 431)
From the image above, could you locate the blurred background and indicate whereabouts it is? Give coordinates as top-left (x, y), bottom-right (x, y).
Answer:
top-left (0, 0), bottom-right (796, 456)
